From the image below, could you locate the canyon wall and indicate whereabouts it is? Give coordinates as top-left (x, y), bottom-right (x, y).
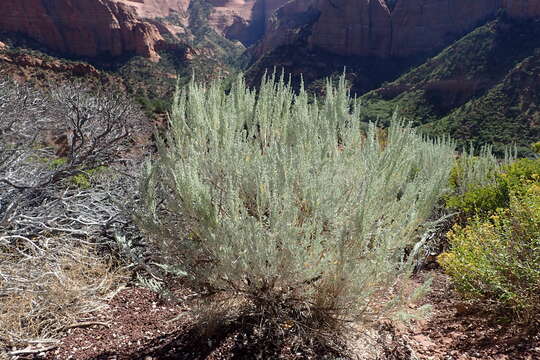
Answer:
top-left (0, 0), bottom-right (164, 61)
top-left (207, 0), bottom-right (290, 45)
top-left (256, 0), bottom-right (540, 58)
top-left (385, 0), bottom-right (502, 57)
top-left (119, 0), bottom-right (190, 19)
top-left (1, 0), bottom-right (538, 63)
top-left (0, 0), bottom-right (290, 60)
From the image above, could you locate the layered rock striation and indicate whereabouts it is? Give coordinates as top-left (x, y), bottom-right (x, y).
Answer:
top-left (207, 0), bottom-right (290, 45)
top-left (0, 0), bottom-right (164, 61)
top-left (0, 0), bottom-right (292, 61)
top-left (256, 0), bottom-right (540, 59)
top-left (2, 0), bottom-right (538, 63)
top-left (119, 0), bottom-right (190, 19)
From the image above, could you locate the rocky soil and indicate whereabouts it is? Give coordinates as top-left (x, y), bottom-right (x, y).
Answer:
top-left (3, 270), bottom-right (537, 360)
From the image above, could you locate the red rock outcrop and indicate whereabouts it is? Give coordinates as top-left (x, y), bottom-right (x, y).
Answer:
top-left (386, 0), bottom-right (501, 57)
top-left (0, 52), bottom-right (101, 76)
top-left (4, 0), bottom-right (537, 64)
top-left (252, 0), bottom-right (317, 56)
top-left (0, 0), bottom-right (164, 61)
top-left (310, 0), bottom-right (393, 57)
top-left (256, 0), bottom-right (540, 58)
top-left (118, 0), bottom-right (190, 19)
top-left (207, 0), bottom-right (290, 45)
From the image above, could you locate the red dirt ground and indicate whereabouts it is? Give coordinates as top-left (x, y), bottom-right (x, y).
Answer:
top-left (401, 271), bottom-right (540, 360)
top-left (9, 270), bottom-right (538, 360)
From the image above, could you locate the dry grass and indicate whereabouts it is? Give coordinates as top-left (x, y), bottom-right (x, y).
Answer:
top-left (0, 238), bottom-right (128, 354)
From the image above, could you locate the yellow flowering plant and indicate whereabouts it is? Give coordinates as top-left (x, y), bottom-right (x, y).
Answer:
top-left (439, 185), bottom-right (540, 325)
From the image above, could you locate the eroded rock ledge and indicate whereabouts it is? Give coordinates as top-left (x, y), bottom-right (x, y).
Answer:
top-left (256, 0), bottom-right (540, 59)
top-left (0, 0), bottom-right (164, 62)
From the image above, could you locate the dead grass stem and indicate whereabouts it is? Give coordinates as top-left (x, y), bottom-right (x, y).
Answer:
top-left (0, 238), bottom-right (128, 353)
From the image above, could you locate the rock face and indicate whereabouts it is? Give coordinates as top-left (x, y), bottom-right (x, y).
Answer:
top-left (207, 0), bottom-right (290, 45)
top-left (0, 0), bottom-right (164, 61)
top-left (0, 52), bottom-right (101, 76)
top-left (310, 0), bottom-right (393, 57)
top-left (2, 0), bottom-right (538, 63)
top-left (0, 0), bottom-right (292, 60)
top-left (119, 0), bottom-right (190, 19)
top-left (119, 0), bottom-right (191, 37)
top-left (256, 0), bottom-right (540, 58)
top-left (207, 0), bottom-right (258, 44)
top-left (385, 0), bottom-right (501, 57)
top-left (503, 0), bottom-right (540, 17)
top-left (252, 0), bottom-right (319, 57)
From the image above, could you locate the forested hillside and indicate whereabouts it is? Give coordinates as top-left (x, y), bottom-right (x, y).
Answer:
top-left (360, 17), bottom-right (540, 155)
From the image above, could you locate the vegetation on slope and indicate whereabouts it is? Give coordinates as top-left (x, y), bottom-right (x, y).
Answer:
top-left (1, 70), bottom-right (538, 358)
top-left (360, 16), bottom-right (540, 155)
top-left (424, 52), bottom-right (540, 156)
top-left (0, 6), bottom-right (247, 118)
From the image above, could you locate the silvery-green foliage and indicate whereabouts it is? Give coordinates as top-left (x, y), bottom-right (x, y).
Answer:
top-left (138, 74), bottom-right (455, 326)
top-left (452, 145), bottom-right (515, 196)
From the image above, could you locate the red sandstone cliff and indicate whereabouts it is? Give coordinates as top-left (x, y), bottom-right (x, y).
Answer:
top-left (256, 0), bottom-right (540, 58)
top-left (0, 0), bottom-right (164, 61)
top-left (207, 0), bottom-right (290, 45)
top-left (120, 0), bottom-right (190, 39)
top-left (2, 0), bottom-right (538, 64)
top-left (119, 0), bottom-right (190, 19)
top-left (0, 0), bottom-right (291, 61)
top-left (385, 0), bottom-right (501, 57)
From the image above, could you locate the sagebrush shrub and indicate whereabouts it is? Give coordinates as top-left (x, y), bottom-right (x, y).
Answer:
top-left (137, 74), bottom-right (455, 332)
top-left (439, 183), bottom-right (540, 325)
top-left (447, 147), bottom-right (503, 195)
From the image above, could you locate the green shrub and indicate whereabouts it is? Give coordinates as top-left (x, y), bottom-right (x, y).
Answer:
top-left (68, 166), bottom-right (108, 189)
top-left (532, 141), bottom-right (540, 155)
top-left (439, 184), bottom-right (540, 325)
top-left (32, 156), bottom-right (107, 189)
top-left (445, 148), bottom-right (506, 218)
top-left (445, 183), bottom-right (507, 218)
top-left (500, 158), bottom-right (540, 193)
top-left (137, 74), bottom-right (455, 334)
top-left (445, 155), bottom-right (539, 219)
top-left (47, 157), bottom-right (68, 169)
top-left (69, 172), bottom-right (93, 189)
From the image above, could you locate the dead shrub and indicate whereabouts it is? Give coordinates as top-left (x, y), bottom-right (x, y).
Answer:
top-left (0, 240), bottom-right (128, 350)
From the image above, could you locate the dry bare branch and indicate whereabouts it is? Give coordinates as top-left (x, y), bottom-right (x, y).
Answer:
top-left (0, 78), bottom-right (147, 347)
top-left (7, 345), bottom-right (58, 356)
